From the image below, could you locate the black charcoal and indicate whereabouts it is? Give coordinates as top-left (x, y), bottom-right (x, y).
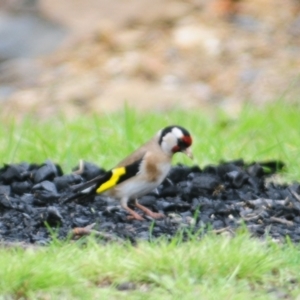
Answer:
top-left (34, 160), bottom-right (60, 183)
top-left (1, 159), bottom-right (299, 245)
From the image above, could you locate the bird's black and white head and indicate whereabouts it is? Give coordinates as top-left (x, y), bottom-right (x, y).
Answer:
top-left (158, 125), bottom-right (193, 158)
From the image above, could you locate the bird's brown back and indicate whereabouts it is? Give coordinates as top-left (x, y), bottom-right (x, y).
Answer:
top-left (115, 136), bottom-right (162, 168)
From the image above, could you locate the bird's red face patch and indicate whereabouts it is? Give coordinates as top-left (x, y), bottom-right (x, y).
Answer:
top-left (182, 135), bottom-right (192, 147)
top-left (172, 135), bottom-right (192, 153)
top-left (172, 145), bottom-right (180, 153)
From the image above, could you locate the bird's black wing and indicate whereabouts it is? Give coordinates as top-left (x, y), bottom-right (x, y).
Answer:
top-left (62, 158), bottom-right (143, 203)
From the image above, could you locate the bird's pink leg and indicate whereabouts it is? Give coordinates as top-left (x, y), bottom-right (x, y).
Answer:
top-left (134, 200), bottom-right (165, 219)
top-left (120, 198), bottom-right (144, 221)
top-left (125, 206), bottom-right (145, 221)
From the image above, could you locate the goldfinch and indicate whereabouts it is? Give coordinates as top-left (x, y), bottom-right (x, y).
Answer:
top-left (63, 125), bottom-right (193, 220)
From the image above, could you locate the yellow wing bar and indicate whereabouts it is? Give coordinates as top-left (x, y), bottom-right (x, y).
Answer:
top-left (96, 167), bottom-right (126, 194)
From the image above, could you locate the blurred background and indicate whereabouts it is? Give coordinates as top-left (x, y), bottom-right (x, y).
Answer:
top-left (0, 0), bottom-right (300, 119)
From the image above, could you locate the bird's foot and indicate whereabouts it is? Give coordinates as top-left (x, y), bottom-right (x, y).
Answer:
top-left (127, 213), bottom-right (145, 221)
top-left (146, 211), bottom-right (165, 219)
top-left (124, 207), bottom-right (145, 221)
top-left (134, 202), bottom-right (165, 219)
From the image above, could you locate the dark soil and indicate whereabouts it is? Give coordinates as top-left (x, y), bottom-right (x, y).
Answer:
top-left (1, 159), bottom-right (299, 245)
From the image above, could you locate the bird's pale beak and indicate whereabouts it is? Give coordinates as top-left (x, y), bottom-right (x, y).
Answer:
top-left (183, 147), bottom-right (193, 159)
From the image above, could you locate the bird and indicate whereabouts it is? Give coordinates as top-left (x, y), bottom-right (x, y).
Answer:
top-left (63, 125), bottom-right (193, 220)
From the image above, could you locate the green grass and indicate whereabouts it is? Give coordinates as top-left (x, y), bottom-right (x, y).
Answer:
top-left (1, 233), bottom-right (300, 299)
top-left (1, 101), bottom-right (300, 298)
top-left (1, 102), bottom-right (300, 180)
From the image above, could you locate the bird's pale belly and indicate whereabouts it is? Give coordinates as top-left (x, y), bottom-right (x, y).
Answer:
top-left (107, 163), bottom-right (171, 199)
top-left (113, 180), bottom-right (160, 199)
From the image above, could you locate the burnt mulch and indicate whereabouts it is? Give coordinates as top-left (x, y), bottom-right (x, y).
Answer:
top-left (0, 159), bottom-right (299, 245)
